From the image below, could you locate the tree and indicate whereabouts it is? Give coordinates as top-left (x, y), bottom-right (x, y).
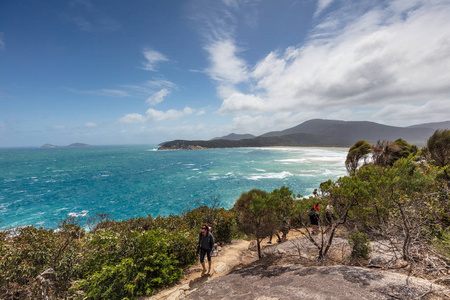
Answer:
top-left (268, 186), bottom-right (299, 239)
top-left (372, 139), bottom-right (417, 167)
top-left (345, 140), bottom-right (372, 174)
top-left (427, 129), bottom-right (450, 178)
top-left (233, 189), bottom-right (274, 258)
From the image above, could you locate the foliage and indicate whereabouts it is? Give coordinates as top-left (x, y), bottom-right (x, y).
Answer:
top-left (433, 229), bottom-right (450, 258)
top-left (183, 204), bottom-right (237, 243)
top-left (214, 208), bottom-right (236, 243)
top-left (427, 129), bottom-right (450, 178)
top-left (345, 140), bottom-right (372, 174)
top-left (348, 231), bottom-right (372, 260)
top-left (73, 229), bottom-right (186, 300)
top-left (233, 189), bottom-right (273, 258)
top-left (0, 204), bottom-right (237, 300)
top-left (0, 219), bottom-right (84, 299)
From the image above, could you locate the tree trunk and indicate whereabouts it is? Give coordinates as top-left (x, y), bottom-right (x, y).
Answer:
top-left (257, 238), bottom-right (262, 259)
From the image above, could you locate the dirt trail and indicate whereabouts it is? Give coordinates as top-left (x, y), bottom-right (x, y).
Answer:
top-left (146, 231), bottom-right (306, 300)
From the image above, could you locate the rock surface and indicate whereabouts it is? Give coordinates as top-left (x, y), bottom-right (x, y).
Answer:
top-left (186, 265), bottom-right (444, 299)
top-left (147, 234), bottom-right (447, 300)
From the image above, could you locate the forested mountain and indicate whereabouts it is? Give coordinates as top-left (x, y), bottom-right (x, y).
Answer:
top-left (407, 120), bottom-right (450, 130)
top-left (212, 133), bottom-right (256, 141)
top-left (260, 119), bottom-right (440, 145)
top-left (158, 119), bottom-right (450, 150)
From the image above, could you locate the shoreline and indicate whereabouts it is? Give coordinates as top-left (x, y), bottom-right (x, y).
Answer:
top-left (158, 145), bottom-right (350, 151)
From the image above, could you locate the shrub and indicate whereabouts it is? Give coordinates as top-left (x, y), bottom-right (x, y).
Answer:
top-left (348, 231), bottom-right (372, 260)
top-left (73, 229), bottom-right (187, 299)
top-left (433, 229), bottom-right (450, 258)
top-left (0, 221), bottom-right (84, 299)
top-left (214, 208), bottom-right (236, 243)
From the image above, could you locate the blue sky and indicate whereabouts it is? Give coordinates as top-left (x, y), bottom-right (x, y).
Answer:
top-left (1, 0), bottom-right (450, 147)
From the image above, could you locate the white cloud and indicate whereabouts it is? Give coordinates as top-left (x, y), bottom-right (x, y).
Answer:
top-left (229, 112), bottom-right (303, 136)
top-left (142, 49), bottom-right (169, 71)
top-left (373, 99), bottom-right (450, 124)
top-left (216, 0), bottom-right (450, 127)
top-left (118, 113), bottom-right (146, 124)
top-left (146, 89), bottom-right (170, 106)
top-left (219, 93), bottom-right (267, 115)
top-left (84, 122), bottom-right (97, 128)
top-left (145, 79), bottom-right (176, 89)
top-left (0, 32), bottom-right (4, 50)
top-left (146, 107), bottom-right (195, 122)
top-left (204, 39), bottom-right (248, 98)
top-left (71, 88), bottom-right (130, 97)
top-left (69, 1), bottom-right (121, 32)
top-left (118, 107), bottom-right (196, 124)
top-left (314, 0), bottom-right (335, 17)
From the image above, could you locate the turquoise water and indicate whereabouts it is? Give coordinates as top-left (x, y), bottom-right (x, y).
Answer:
top-left (0, 145), bottom-right (348, 230)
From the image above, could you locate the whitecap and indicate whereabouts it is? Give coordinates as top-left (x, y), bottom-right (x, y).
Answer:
top-left (246, 171), bottom-right (293, 180)
top-left (68, 210), bottom-right (89, 218)
top-left (275, 159), bottom-right (308, 163)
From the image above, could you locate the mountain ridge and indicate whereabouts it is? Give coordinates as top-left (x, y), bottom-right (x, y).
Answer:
top-left (158, 119), bottom-right (450, 150)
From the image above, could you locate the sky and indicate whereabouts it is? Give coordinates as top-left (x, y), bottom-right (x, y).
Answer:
top-left (1, 0), bottom-right (450, 147)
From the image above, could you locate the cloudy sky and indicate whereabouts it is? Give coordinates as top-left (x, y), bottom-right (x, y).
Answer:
top-left (1, 0), bottom-right (449, 147)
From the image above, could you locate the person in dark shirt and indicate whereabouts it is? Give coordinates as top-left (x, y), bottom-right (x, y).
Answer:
top-left (309, 207), bottom-right (319, 235)
top-left (198, 224), bottom-right (214, 275)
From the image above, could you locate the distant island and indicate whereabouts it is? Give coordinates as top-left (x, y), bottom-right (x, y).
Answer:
top-left (41, 143), bottom-right (90, 148)
top-left (158, 119), bottom-right (450, 150)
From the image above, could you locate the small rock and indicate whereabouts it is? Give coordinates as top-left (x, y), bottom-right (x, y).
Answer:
top-left (214, 262), bottom-right (232, 274)
top-left (368, 255), bottom-right (388, 266)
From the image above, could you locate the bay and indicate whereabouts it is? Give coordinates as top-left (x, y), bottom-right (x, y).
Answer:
top-left (0, 145), bottom-right (348, 230)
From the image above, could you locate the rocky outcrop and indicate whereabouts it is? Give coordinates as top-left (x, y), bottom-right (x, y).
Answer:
top-left (40, 144), bottom-right (59, 148)
top-left (148, 236), bottom-right (447, 300)
top-left (186, 265), bottom-right (445, 299)
top-left (40, 143), bottom-right (90, 148)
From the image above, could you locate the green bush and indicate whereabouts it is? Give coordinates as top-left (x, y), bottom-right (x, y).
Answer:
top-left (73, 229), bottom-right (186, 299)
top-left (215, 208), bottom-right (236, 243)
top-left (348, 231), bottom-right (372, 260)
top-left (433, 229), bottom-right (450, 258)
top-left (0, 221), bottom-right (84, 299)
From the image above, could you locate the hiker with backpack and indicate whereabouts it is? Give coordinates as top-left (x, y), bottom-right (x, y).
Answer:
top-left (308, 206), bottom-right (319, 235)
top-left (325, 200), bottom-right (335, 232)
top-left (198, 224), bottom-right (215, 275)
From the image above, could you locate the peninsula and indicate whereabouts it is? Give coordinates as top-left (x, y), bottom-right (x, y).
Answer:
top-left (40, 143), bottom-right (91, 148)
top-left (158, 119), bottom-right (450, 150)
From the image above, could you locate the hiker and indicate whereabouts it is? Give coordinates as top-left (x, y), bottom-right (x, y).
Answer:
top-left (198, 224), bottom-right (214, 275)
top-left (209, 226), bottom-right (217, 256)
top-left (325, 200), bottom-right (335, 231)
top-left (268, 232), bottom-right (282, 244)
top-left (314, 202), bottom-right (319, 212)
top-left (308, 207), bottom-right (319, 235)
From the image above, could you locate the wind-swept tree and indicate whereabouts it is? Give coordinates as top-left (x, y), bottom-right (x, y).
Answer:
top-left (372, 139), bottom-right (417, 167)
top-left (345, 140), bottom-right (372, 174)
top-left (427, 129), bottom-right (450, 178)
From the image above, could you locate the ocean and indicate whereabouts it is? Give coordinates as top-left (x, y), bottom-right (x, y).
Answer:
top-left (0, 145), bottom-right (348, 230)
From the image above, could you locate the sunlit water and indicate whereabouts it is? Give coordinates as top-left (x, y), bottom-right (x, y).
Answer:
top-left (0, 145), bottom-right (348, 230)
